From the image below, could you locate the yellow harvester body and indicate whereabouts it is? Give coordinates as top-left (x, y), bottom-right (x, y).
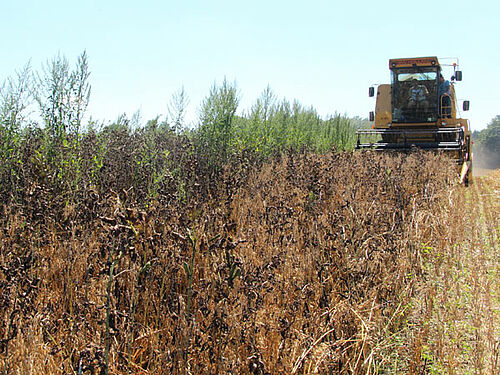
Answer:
top-left (357, 56), bottom-right (472, 184)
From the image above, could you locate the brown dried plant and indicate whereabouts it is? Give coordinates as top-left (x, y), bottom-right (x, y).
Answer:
top-left (1, 139), bottom-right (496, 374)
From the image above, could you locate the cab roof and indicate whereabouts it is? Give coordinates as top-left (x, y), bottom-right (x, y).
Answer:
top-left (389, 57), bottom-right (440, 68)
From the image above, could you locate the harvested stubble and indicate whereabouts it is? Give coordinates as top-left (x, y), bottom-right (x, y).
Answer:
top-left (0, 150), bottom-right (458, 374)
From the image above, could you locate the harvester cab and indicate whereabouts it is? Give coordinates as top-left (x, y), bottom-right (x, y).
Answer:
top-left (357, 56), bottom-right (472, 184)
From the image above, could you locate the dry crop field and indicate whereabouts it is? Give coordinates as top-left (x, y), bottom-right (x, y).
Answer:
top-left (0, 146), bottom-right (498, 374)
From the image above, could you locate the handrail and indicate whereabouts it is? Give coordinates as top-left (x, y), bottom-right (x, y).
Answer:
top-left (440, 93), bottom-right (452, 118)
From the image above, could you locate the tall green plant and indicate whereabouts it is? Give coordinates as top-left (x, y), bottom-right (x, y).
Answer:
top-left (36, 51), bottom-right (91, 141)
top-left (197, 78), bottom-right (239, 169)
top-left (33, 51), bottom-right (91, 198)
top-left (0, 63), bottom-right (33, 131)
top-left (321, 113), bottom-right (357, 151)
top-left (0, 63), bottom-right (33, 193)
top-left (168, 86), bottom-right (189, 133)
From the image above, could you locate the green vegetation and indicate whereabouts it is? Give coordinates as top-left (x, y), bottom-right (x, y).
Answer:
top-left (0, 51), bottom-right (369, 216)
top-left (233, 85), bottom-right (362, 156)
top-left (472, 115), bottom-right (500, 168)
top-left (0, 52), bottom-right (362, 194)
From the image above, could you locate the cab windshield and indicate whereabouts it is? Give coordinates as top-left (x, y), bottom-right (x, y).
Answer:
top-left (391, 67), bottom-right (439, 123)
top-left (396, 71), bottom-right (437, 82)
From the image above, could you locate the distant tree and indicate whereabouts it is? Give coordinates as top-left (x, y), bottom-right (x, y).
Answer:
top-left (479, 116), bottom-right (500, 149)
top-left (475, 115), bottom-right (500, 168)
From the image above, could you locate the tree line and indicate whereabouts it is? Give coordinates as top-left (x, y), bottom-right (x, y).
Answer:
top-left (472, 116), bottom-right (500, 169)
top-left (0, 52), bottom-right (364, 163)
top-left (0, 52), bottom-right (367, 207)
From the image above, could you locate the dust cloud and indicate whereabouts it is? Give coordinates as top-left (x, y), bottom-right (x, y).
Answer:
top-left (472, 146), bottom-right (500, 176)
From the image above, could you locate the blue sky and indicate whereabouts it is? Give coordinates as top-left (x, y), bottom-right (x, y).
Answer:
top-left (1, 0), bottom-right (498, 130)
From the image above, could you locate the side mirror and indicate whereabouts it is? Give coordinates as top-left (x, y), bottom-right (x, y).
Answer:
top-left (455, 71), bottom-right (463, 81)
top-left (463, 100), bottom-right (470, 111)
top-left (369, 111), bottom-right (375, 121)
top-left (369, 87), bottom-right (375, 97)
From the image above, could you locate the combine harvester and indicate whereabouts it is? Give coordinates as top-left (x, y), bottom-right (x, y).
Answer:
top-left (357, 56), bottom-right (472, 185)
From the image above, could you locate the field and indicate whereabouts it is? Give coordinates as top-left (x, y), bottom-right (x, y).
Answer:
top-left (0, 128), bottom-right (498, 374)
top-left (0, 57), bottom-right (498, 373)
